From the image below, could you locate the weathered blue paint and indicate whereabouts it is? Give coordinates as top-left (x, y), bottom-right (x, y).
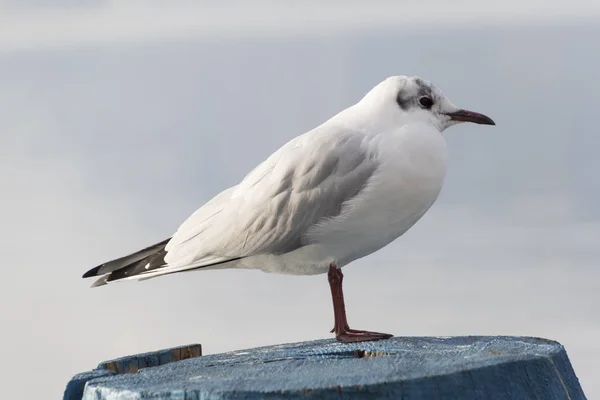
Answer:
top-left (63, 370), bottom-right (115, 400)
top-left (63, 343), bottom-right (201, 400)
top-left (97, 343), bottom-right (202, 374)
top-left (67, 337), bottom-right (587, 400)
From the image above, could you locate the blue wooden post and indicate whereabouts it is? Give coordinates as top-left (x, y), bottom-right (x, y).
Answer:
top-left (63, 344), bottom-right (201, 400)
top-left (65, 337), bottom-right (587, 399)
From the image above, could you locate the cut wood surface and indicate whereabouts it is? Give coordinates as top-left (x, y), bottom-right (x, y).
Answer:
top-left (64, 337), bottom-right (587, 400)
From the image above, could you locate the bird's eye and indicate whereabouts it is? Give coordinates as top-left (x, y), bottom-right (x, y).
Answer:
top-left (419, 96), bottom-right (434, 109)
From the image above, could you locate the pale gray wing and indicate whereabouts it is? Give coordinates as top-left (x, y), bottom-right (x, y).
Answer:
top-left (163, 126), bottom-right (379, 270)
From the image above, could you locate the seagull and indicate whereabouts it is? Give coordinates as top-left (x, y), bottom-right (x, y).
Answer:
top-left (83, 76), bottom-right (495, 342)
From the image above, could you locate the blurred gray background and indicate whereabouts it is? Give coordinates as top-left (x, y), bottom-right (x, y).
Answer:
top-left (0, 1), bottom-right (598, 398)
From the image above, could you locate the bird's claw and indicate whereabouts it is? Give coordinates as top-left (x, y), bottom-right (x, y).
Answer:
top-left (335, 328), bottom-right (393, 343)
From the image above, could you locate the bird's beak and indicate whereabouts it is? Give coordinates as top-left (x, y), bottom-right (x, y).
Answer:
top-left (445, 109), bottom-right (495, 125)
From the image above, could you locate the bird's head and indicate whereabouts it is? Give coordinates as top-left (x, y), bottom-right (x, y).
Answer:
top-left (358, 75), bottom-right (495, 132)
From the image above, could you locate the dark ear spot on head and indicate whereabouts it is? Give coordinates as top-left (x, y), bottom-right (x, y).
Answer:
top-left (396, 89), bottom-right (410, 110)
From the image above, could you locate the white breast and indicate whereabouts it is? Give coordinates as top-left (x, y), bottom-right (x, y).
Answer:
top-left (307, 123), bottom-right (448, 267)
top-left (239, 123), bottom-right (447, 275)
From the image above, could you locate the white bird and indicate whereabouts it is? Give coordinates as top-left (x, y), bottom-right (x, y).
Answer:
top-left (83, 76), bottom-right (495, 342)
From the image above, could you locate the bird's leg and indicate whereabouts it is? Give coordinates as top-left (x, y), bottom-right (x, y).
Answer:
top-left (328, 264), bottom-right (350, 334)
top-left (328, 263), bottom-right (393, 343)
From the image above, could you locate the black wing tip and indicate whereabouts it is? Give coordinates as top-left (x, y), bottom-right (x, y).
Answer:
top-left (82, 265), bottom-right (104, 279)
top-left (82, 237), bottom-right (172, 279)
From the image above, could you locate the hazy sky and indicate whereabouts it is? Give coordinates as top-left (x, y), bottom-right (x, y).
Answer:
top-left (0, 2), bottom-right (598, 398)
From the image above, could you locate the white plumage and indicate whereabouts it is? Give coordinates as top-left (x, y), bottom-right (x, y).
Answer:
top-left (84, 75), bottom-right (494, 342)
top-left (84, 75), bottom-right (493, 296)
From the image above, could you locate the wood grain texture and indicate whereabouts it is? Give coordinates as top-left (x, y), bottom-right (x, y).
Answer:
top-left (98, 343), bottom-right (202, 373)
top-left (63, 344), bottom-right (201, 399)
top-left (65, 337), bottom-right (587, 400)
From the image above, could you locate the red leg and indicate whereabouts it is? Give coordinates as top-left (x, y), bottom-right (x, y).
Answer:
top-left (328, 263), bottom-right (393, 343)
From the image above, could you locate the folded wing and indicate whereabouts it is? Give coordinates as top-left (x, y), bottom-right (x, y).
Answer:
top-left (84, 125), bottom-right (380, 285)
